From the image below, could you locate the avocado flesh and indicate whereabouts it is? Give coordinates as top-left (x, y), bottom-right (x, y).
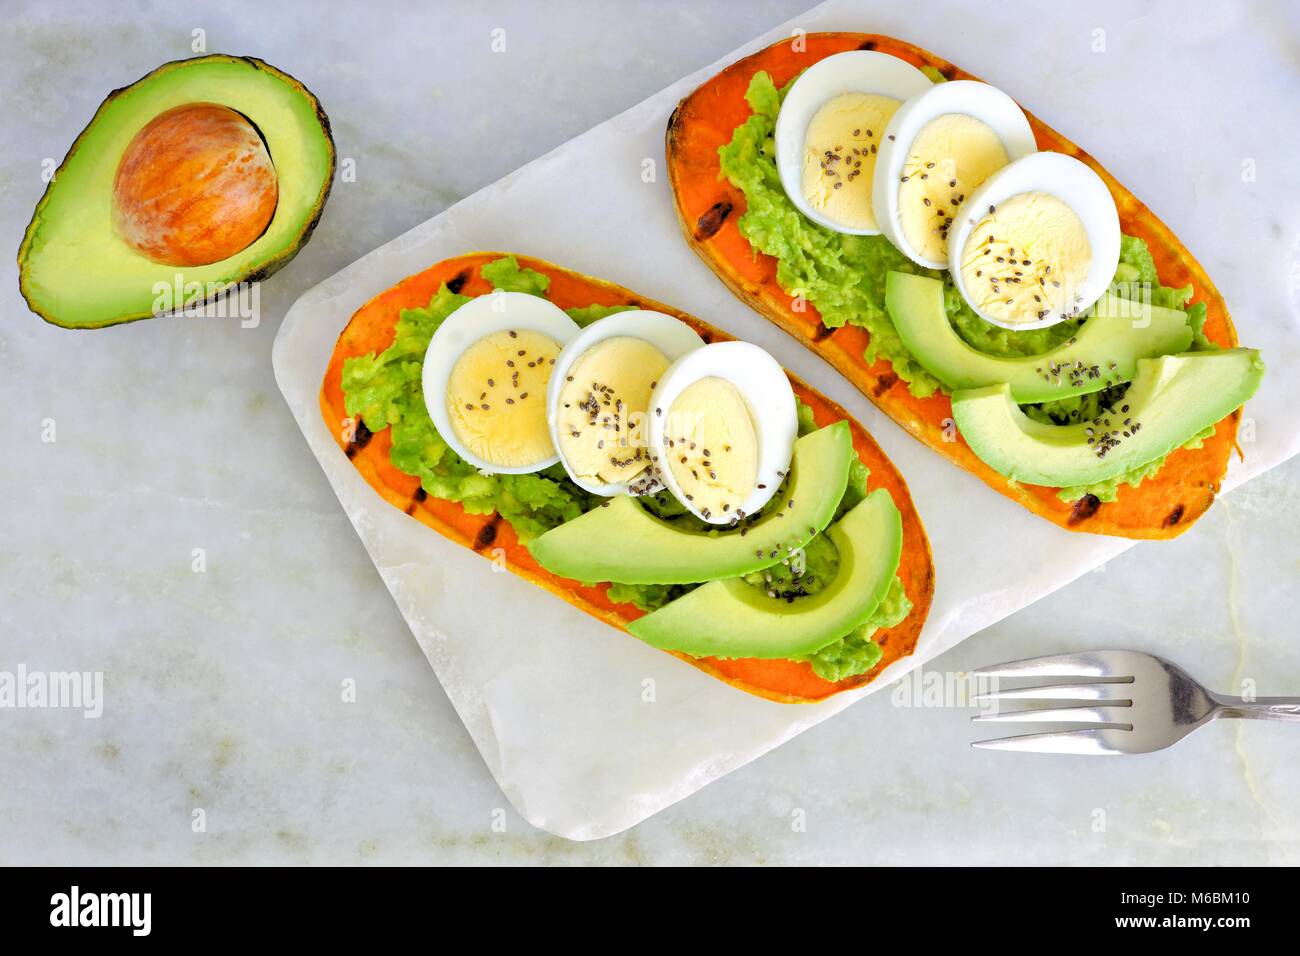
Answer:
top-left (628, 489), bottom-right (902, 659)
top-left (18, 54), bottom-right (335, 329)
top-left (885, 271), bottom-right (1194, 403)
top-left (528, 422), bottom-right (854, 585)
top-left (952, 349), bottom-right (1264, 487)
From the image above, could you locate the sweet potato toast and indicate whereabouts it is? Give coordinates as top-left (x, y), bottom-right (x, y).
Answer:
top-left (320, 252), bottom-right (934, 703)
top-left (666, 32), bottom-right (1240, 539)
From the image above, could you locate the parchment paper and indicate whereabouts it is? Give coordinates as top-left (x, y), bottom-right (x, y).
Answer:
top-left (273, 0), bottom-right (1300, 840)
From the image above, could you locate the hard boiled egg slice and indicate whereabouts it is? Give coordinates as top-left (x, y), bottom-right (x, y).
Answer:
top-left (775, 51), bottom-right (932, 235)
top-left (546, 310), bottom-right (704, 496)
top-left (422, 291), bottom-right (580, 474)
top-left (873, 80), bottom-right (1037, 268)
top-left (648, 342), bottom-right (797, 525)
top-left (947, 151), bottom-right (1121, 330)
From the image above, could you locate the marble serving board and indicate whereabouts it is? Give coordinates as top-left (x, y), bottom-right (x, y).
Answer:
top-left (272, 0), bottom-right (1300, 840)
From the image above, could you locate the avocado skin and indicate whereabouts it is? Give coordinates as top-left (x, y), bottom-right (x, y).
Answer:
top-left (17, 54), bottom-right (336, 330)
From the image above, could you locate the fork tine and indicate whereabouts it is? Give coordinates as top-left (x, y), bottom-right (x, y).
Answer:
top-left (971, 705), bottom-right (1130, 725)
top-left (971, 728), bottom-right (1128, 755)
top-left (968, 652), bottom-right (1115, 680)
top-left (973, 682), bottom-right (1133, 703)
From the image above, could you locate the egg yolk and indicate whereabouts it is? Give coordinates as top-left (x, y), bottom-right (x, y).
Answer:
top-left (445, 329), bottom-right (560, 468)
top-left (801, 92), bottom-right (901, 231)
top-left (897, 113), bottom-right (1009, 261)
top-left (663, 377), bottom-right (758, 521)
top-left (960, 191), bottom-right (1092, 325)
top-left (555, 336), bottom-right (671, 489)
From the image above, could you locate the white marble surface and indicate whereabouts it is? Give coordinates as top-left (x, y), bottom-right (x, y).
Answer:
top-left (2, 0), bottom-right (1297, 863)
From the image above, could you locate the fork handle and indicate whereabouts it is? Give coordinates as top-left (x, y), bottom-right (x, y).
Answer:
top-left (1212, 697), bottom-right (1300, 722)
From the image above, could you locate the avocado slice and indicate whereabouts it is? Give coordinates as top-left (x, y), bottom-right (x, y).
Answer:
top-left (951, 349), bottom-right (1264, 487)
top-left (885, 271), bottom-right (1195, 403)
top-left (18, 54), bottom-right (335, 329)
top-left (529, 422), bottom-right (854, 585)
top-left (628, 489), bottom-right (903, 659)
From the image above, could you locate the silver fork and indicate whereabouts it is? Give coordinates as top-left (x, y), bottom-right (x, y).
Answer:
top-left (969, 649), bottom-right (1300, 754)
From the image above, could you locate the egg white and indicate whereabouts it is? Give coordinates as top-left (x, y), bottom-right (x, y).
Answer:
top-left (946, 151), bottom-right (1121, 330)
top-left (774, 50), bottom-right (932, 236)
top-left (647, 341), bottom-right (798, 525)
top-left (422, 291), bottom-right (580, 474)
top-left (872, 80), bottom-right (1037, 268)
top-left (545, 309), bottom-right (705, 496)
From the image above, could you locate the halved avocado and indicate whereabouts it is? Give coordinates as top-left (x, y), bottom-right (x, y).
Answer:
top-left (951, 349), bottom-right (1264, 487)
top-left (885, 271), bottom-right (1195, 403)
top-left (627, 489), bottom-right (903, 659)
top-left (528, 422), bottom-right (854, 585)
top-left (18, 54), bottom-right (335, 329)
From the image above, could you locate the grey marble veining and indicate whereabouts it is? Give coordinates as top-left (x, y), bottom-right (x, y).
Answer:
top-left (1, 0), bottom-right (1297, 863)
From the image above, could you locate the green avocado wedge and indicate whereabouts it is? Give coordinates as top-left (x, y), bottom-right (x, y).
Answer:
top-left (951, 349), bottom-right (1264, 488)
top-left (528, 422), bottom-right (854, 585)
top-left (18, 54), bottom-right (335, 329)
top-left (628, 489), bottom-right (903, 660)
top-left (885, 271), bottom-right (1195, 403)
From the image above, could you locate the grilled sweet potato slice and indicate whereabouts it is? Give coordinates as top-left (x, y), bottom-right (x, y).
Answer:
top-left (665, 32), bottom-right (1240, 539)
top-left (320, 252), bottom-right (934, 702)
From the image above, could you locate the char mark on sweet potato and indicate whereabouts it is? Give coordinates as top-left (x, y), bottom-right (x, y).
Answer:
top-left (871, 372), bottom-right (898, 397)
top-left (666, 102), bottom-right (683, 141)
top-left (1068, 494), bottom-right (1102, 525)
top-left (694, 200), bottom-right (733, 241)
top-left (811, 323), bottom-right (836, 342)
top-left (345, 419), bottom-right (373, 459)
top-left (1163, 503), bottom-right (1185, 528)
top-left (858, 40), bottom-right (877, 50)
top-left (446, 268), bottom-right (471, 294)
top-left (473, 516), bottom-right (501, 551)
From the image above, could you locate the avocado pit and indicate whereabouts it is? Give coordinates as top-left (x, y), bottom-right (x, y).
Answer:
top-left (112, 103), bottom-right (278, 266)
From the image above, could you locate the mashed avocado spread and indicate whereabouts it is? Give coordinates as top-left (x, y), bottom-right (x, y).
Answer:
top-left (718, 70), bottom-right (1215, 502)
top-left (341, 256), bottom-right (905, 682)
